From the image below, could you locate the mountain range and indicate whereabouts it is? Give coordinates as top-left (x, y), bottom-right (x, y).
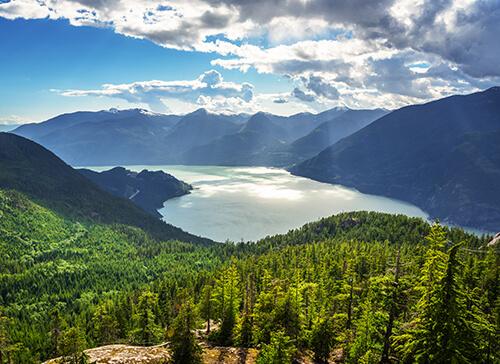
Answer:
top-left (8, 87), bottom-right (500, 232)
top-left (11, 106), bottom-right (376, 167)
top-left (291, 87), bottom-right (500, 231)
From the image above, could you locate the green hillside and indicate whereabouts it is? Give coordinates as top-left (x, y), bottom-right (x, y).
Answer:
top-left (1, 189), bottom-right (497, 363)
top-left (0, 132), bottom-right (211, 244)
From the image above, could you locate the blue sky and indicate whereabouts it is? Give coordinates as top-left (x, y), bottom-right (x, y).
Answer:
top-left (1, 0), bottom-right (499, 124)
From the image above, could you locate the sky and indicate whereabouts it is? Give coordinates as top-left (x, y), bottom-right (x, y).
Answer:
top-left (0, 0), bottom-right (499, 124)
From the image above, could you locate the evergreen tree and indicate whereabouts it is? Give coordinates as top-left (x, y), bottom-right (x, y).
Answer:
top-left (235, 311), bottom-right (253, 347)
top-left (49, 309), bottom-right (65, 358)
top-left (59, 327), bottom-right (88, 364)
top-left (198, 284), bottom-right (213, 335)
top-left (0, 311), bottom-right (10, 364)
top-left (213, 265), bottom-right (241, 345)
top-left (130, 291), bottom-right (163, 345)
top-left (168, 298), bottom-right (203, 364)
top-left (91, 304), bottom-right (118, 345)
top-left (255, 331), bottom-right (295, 364)
top-left (310, 317), bottom-right (335, 364)
top-left (395, 224), bottom-right (479, 363)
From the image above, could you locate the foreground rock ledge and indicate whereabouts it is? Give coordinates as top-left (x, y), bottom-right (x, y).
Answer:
top-left (42, 343), bottom-right (264, 364)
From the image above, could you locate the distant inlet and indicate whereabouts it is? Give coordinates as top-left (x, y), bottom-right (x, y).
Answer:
top-left (114, 165), bottom-right (430, 242)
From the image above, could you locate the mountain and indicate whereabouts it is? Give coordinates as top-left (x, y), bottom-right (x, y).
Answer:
top-left (265, 106), bottom-right (348, 142)
top-left (0, 132), bottom-right (211, 244)
top-left (0, 124), bottom-right (20, 132)
top-left (283, 109), bottom-right (388, 160)
top-left (291, 87), bottom-right (500, 231)
top-left (160, 108), bottom-right (243, 159)
top-left (13, 108), bottom-right (180, 140)
top-left (11, 109), bottom-right (181, 166)
top-left (180, 113), bottom-right (287, 165)
top-left (78, 167), bottom-right (192, 218)
top-left (266, 108), bottom-right (387, 166)
top-left (9, 107), bottom-right (353, 167)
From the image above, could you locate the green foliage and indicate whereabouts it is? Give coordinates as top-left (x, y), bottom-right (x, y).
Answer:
top-left (59, 327), bottom-right (87, 364)
top-left (130, 292), bottom-right (163, 345)
top-left (168, 298), bottom-right (203, 364)
top-left (310, 317), bottom-right (335, 363)
top-left (91, 304), bottom-right (118, 346)
top-left (255, 331), bottom-right (295, 364)
top-left (1, 185), bottom-right (498, 364)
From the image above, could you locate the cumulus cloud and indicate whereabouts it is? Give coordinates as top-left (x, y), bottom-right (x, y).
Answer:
top-left (304, 75), bottom-right (340, 100)
top-left (292, 88), bottom-right (316, 102)
top-left (60, 70), bottom-right (254, 112)
top-left (2, 0), bottom-right (499, 110)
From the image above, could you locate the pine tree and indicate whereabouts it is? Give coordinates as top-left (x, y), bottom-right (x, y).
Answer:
top-left (256, 330), bottom-right (295, 364)
top-left (91, 304), bottom-right (118, 345)
top-left (131, 291), bottom-right (163, 345)
top-left (0, 310), bottom-right (10, 364)
top-left (198, 284), bottom-right (213, 335)
top-left (59, 327), bottom-right (88, 364)
top-left (49, 309), bottom-right (65, 358)
top-left (395, 224), bottom-right (478, 363)
top-left (310, 317), bottom-right (335, 363)
top-left (168, 298), bottom-right (203, 364)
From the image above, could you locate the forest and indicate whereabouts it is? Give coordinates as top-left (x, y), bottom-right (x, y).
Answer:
top-left (1, 188), bottom-right (499, 363)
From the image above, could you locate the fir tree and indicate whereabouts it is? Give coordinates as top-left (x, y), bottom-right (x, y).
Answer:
top-left (168, 298), bottom-right (203, 364)
top-left (131, 291), bottom-right (163, 345)
top-left (310, 317), bottom-right (335, 364)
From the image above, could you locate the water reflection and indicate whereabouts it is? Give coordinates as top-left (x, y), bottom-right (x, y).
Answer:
top-left (153, 166), bottom-right (429, 242)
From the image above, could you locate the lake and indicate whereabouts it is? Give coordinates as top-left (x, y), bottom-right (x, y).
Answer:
top-left (100, 165), bottom-right (429, 242)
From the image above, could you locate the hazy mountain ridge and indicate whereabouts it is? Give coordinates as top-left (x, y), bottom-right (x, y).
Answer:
top-left (0, 132), bottom-right (211, 244)
top-left (180, 112), bottom-right (288, 165)
top-left (78, 167), bottom-right (193, 218)
top-left (11, 106), bottom-right (374, 167)
top-left (290, 86), bottom-right (500, 231)
top-left (282, 109), bottom-right (388, 160)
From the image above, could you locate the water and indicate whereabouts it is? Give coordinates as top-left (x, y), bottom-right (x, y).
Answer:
top-left (93, 165), bottom-right (429, 242)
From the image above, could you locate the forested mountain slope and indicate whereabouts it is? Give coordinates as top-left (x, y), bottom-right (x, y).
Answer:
top-left (1, 192), bottom-right (497, 363)
top-left (78, 167), bottom-right (193, 218)
top-left (0, 132), bottom-right (210, 244)
top-left (291, 87), bottom-right (500, 232)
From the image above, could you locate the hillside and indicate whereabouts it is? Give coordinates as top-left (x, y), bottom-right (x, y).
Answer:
top-left (291, 87), bottom-right (500, 231)
top-left (78, 167), bottom-right (193, 218)
top-left (0, 132), bottom-right (211, 244)
top-left (2, 201), bottom-right (495, 363)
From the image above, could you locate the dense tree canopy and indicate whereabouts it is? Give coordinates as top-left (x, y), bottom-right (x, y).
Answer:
top-left (0, 188), bottom-right (498, 363)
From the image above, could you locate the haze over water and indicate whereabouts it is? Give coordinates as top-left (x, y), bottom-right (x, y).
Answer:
top-left (125, 165), bottom-right (429, 242)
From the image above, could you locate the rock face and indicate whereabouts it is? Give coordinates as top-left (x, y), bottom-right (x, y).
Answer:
top-left (42, 344), bottom-right (261, 364)
top-left (487, 232), bottom-right (500, 247)
top-left (43, 344), bottom-right (170, 364)
top-left (42, 343), bottom-right (320, 364)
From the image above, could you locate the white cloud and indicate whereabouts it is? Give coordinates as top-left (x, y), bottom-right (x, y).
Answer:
top-left (0, 114), bottom-right (34, 125)
top-left (59, 70), bottom-right (255, 112)
top-left (292, 87), bottom-right (316, 102)
top-left (2, 0), bottom-right (499, 111)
